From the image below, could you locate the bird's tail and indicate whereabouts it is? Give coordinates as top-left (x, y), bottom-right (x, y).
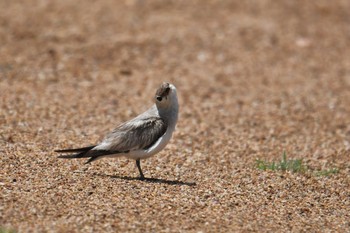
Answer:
top-left (55, 145), bottom-right (117, 164)
top-left (55, 145), bottom-right (96, 159)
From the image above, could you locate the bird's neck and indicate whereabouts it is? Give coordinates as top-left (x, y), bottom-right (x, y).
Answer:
top-left (158, 103), bottom-right (178, 127)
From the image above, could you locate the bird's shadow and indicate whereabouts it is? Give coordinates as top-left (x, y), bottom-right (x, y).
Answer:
top-left (95, 173), bottom-right (196, 186)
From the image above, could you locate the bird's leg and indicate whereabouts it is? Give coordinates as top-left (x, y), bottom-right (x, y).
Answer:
top-left (136, 159), bottom-right (145, 180)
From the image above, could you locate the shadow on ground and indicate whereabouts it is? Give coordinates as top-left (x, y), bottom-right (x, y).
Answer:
top-left (94, 173), bottom-right (197, 186)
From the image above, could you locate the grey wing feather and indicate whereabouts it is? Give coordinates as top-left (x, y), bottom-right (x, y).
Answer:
top-left (100, 116), bottom-right (167, 152)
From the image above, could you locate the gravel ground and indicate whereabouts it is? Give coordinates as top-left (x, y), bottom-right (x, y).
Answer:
top-left (1, 0), bottom-right (350, 232)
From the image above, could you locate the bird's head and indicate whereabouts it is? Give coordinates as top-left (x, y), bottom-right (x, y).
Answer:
top-left (154, 82), bottom-right (178, 110)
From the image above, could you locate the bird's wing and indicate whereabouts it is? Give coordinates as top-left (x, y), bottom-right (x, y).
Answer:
top-left (96, 116), bottom-right (168, 152)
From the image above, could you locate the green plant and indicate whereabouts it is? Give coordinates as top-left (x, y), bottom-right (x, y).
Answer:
top-left (256, 152), bottom-right (340, 176)
top-left (0, 227), bottom-right (16, 233)
top-left (314, 168), bottom-right (339, 177)
top-left (256, 151), bottom-right (306, 173)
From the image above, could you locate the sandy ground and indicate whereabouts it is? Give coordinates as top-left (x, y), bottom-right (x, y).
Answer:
top-left (1, 0), bottom-right (350, 232)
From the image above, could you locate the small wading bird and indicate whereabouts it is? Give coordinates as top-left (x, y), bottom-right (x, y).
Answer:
top-left (55, 82), bottom-right (179, 180)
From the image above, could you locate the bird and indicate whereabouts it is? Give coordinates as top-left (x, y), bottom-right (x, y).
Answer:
top-left (55, 82), bottom-right (179, 180)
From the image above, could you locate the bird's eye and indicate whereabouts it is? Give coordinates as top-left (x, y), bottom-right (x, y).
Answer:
top-left (156, 96), bottom-right (162, 101)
